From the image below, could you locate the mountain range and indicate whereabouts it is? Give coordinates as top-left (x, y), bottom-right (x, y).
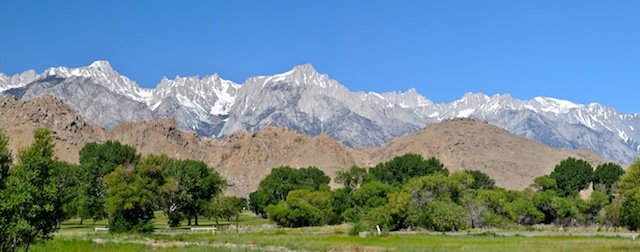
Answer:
top-left (0, 95), bottom-right (607, 196)
top-left (1, 61), bottom-right (638, 164)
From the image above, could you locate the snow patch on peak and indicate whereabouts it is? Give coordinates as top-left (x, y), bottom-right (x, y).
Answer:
top-left (260, 64), bottom-right (334, 89)
top-left (457, 108), bottom-right (476, 118)
top-left (89, 60), bottom-right (112, 69)
top-left (292, 63), bottom-right (317, 74)
top-left (530, 96), bottom-right (582, 114)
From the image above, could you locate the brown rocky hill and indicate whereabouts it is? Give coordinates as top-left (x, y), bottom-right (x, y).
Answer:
top-left (369, 118), bottom-right (608, 189)
top-left (0, 96), bottom-right (106, 161)
top-left (0, 95), bottom-right (611, 196)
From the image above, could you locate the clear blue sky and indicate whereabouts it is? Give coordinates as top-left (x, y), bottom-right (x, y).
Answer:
top-left (1, 1), bottom-right (638, 113)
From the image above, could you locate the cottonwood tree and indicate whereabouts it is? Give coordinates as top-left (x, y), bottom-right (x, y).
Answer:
top-left (369, 154), bottom-right (449, 186)
top-left (161, 158), bottom-right (226, 226)
top-left (619, 160), bottom-right (640, 230)
top-left (0, 129), bottom-right (66, 251)
top-left (77, 141), bottom-right (139, 224)
top-left (249, 166), bottom-right (330, 217)
top-left (592, 163), bottom-right (625, 195)
top-left (104, 155), bottom-right (166, 233)
top-left (549, 158), bottom-right (593, 197)
top-left (464, 170), bottom-right (497, 190)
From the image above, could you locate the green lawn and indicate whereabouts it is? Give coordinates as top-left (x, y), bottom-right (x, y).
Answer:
top-left (31, 211), bottom-right (640, 252)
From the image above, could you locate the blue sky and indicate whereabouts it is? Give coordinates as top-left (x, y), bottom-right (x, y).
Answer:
top-left (1, 1), bottom-right (638, 113)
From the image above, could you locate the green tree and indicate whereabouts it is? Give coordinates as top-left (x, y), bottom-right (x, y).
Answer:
top-left (265, 198), bottom-right (325, 227)
top-left (532, 175), bottom-right (557, 192)
top-left (208, 196), bottom-right (247, 226)
top-left (599, 197), bottom-right (623, 227)
top-left (369, 154), bottom-right (448, 186)
top-left (0, 128), bottom-right (66, 251)
top-left (248, 190), bottom-right (271, 218)
top-left (249, 166), bottom-right (330, 217)
top-left (53, 161), bottom-right (83, 220)
top-left (549, 157), bottom-right (593, 197)
top-left (287, 189), bottom-right (337, 224)
top-left (104, 155), bottom-right (167, 233)
top-left (464, 170), bottom-right (496, 190)
top-left (551, 197), bottom-right (579, 226)
top-left (619, 160), bottom-right (640, 230)
top-left (351, 206), bottom-right (393, 235)
top-left (393, 172), bottom-right (473, 229)
top-left (577, 190), bottom-right (609, 225)
top-left (77, 141), bottom-right (139, 223)
top-left (618, 160), bottom-right (640, 199)
top-left (331, 187), bottom-right (354, 221)
top-left (506, 197), bottom-right (544, 225)
top-left (592, 163), bottom-right (624, 195)
top-left (161, 158), bottom-right (225, 226)
top-left (352, 181), bottom-right (396, 208)
top-left (150, 155), bottom-right (185, 227)
top-left (534, 190), bottom-right (558, 224)
top-left (621, 194), bottom-right (640, 231)
top-left (403, 172), bottom-right (473, 204)
top-left (386, 191), bottom-right (412, 230)
top-left (424, 199), bottom-right (470, 231)
top-left (335, 165), bottom-right (368, 190)
top-left (0, 129), bottom-right (11, 189)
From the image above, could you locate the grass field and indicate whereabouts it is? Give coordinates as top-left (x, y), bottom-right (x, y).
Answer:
top-left (28, 211), bottom-right (640, 252)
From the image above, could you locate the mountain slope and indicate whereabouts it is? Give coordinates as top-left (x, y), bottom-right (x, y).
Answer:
top-left (371, 118), bottom-right (608, 189)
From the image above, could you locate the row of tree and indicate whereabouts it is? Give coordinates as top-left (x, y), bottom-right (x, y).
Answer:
top-left (249, 153), bottom-right (640, 234)
top-left (0, 129), bottom-right (241, 251)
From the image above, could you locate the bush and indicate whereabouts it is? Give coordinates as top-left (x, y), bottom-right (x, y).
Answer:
top-left (352, 181), bottom-right (396, 208)
top-left (341, 207), bottom-right (363, 223)
top-left (425, 199), bottom-right (470, 231)
top-left (506, 198), bottom-right (544, 225)
top-left (265, 199), bottom-right (325, 228)
top-left (249, 166), bottom-right (330, 217)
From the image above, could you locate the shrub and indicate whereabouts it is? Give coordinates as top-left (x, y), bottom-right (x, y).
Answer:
top-left (425, 199), bottom-right (470, 231)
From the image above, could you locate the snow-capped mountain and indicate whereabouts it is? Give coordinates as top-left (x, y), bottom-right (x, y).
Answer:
top-left (0, 69), bottom-right (38, 92)
top-left (1, 61), bottom-right (638, 164)
top-left (41, 60), bottom-right (154, 103)
top-left (151, 74), bottom-right (239, 135)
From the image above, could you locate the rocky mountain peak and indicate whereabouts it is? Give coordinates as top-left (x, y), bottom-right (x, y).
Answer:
top-left (291, 63), bottom-right (317, 75)
top-left (88, 60), bottom-right (113, 71)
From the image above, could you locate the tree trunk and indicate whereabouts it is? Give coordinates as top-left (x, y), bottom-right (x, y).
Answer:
top-left (188, 218), bottom-right (192, 226)
top-left (80, 217), bottom-right (83, 225)
top-left (195, 215), bottom-right (199, 226)
top-left (236, 214), bottom-right (239, 233)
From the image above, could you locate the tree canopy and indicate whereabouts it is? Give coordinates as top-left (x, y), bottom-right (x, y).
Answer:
top-left (592, 163), bottom-right (624, 194)
top-left (369, 154), bottom-right (448, 186)
top-left (549, 157), bottom-right (593, 197)
top-left (249, 166), bottom-right (330, 217)
top-left (0, 129), bottom-right (66, 251)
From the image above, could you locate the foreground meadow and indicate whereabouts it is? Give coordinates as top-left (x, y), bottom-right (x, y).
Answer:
top-left (28, 211), bottom-right (640, 252)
